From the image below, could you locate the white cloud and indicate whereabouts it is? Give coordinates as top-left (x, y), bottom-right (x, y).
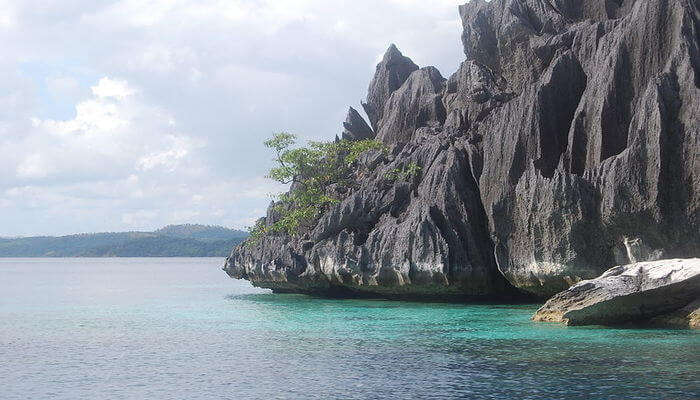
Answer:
top-left (91, 77), bottom-right (136, 99)
top-left (16, 154), bottom-right (51, 179)
top-left (137, 135), bottom-right (201, 171)
top-left (121, 209), bottom-right (159, 225)
top-left (0, 174), bottom-right (286, 235)
top-left (0, 0), bottom-right (467, 235)
top-left (0, 0), bottom-right (16, 29)
top-left (7, 76), bottom-right (202, 185)
top-left (45, 98), bottom-right (126, 134)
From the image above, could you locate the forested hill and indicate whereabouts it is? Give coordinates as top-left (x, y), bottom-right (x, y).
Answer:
top-left (0, 224), bottom-right (248, 257)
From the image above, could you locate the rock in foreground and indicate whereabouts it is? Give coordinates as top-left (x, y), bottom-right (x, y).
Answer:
top-left (533, 259), bottom-right (700, 327)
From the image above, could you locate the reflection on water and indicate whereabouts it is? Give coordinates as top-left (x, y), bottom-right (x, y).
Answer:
top-left (1, 258), bottom-right (698, 400)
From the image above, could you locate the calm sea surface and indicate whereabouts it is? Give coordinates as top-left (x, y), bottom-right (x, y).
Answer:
top-left (1, 258), bottom-right (698, 399)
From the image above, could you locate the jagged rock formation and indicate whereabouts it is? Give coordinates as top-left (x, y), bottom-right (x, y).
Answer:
top-left (362, 44), bottom-right (419, 132)
top-left (342, 107), bottom-right (375, 141)
top-left (225, 0), bottom-right (699, 300)
top-left (377, 66), bottom-right (447, 145)
top-left (532, 259), bottom-right (700, 327)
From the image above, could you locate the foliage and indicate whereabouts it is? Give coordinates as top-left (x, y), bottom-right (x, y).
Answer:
top-left (155, 224), bottom-right (248, 242)
top-left (249, 132), bottom-right (385, 241)
top-left (80, 236), bottom-right (245, 257)
top-left (0, 225), bottom-right (247, 257)
top-left (385, 162), bottom-right (422, 181)
top-left (247, 219), bottom-right (268, 244)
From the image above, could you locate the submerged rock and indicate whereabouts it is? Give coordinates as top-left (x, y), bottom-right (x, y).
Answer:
top-left (532, 259), bottom-right (700, 326)
top-left (225, 0), bottom-right (699, 301)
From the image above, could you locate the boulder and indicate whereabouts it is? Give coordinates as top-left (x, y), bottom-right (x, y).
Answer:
top-left (533, 259), bottom-right (700, 326)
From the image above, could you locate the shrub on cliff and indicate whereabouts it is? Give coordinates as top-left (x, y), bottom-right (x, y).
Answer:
top-left (248, 132), bottom-right (384, 241)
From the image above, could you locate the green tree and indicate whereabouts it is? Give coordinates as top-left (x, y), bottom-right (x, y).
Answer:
top-left (249, 132), bottom-right (385, 241)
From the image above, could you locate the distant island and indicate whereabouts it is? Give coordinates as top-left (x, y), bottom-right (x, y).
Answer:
top-left (0, 224), bottom-right (248, 257)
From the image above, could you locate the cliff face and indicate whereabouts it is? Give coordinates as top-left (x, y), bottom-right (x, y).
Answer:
top-left (224, 0), bottom-right (700, 299)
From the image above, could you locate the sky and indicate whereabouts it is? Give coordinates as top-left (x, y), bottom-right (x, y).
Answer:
top-left (0, 0), bottom-right (468, 236)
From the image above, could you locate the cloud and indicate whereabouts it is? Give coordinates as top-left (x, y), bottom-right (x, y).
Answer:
top-left (137, 135), bottom-right (202, 172)
top-left (16, 154), bottom-right (51, 179)
top-left (0, 0), bottom-right (468, 236)
top-left (46, 75), bottom-right (83, 102)
top-left (0, 0), bottom-right (16, 29)
top-left (6, 76), bottom-right (197, 185)
top-left (0, 70), bottom-right (287, 235)
top-left (91, 77), bottom-right (136, 99)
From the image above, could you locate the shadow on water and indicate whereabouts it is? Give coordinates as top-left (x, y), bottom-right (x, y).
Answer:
top-left (224, 292), bottom-right (543, 313)
top-left (223, 292), bottom-right (700, 342)
top-left (224, 292), bottom-right (429, 311)
top-left (226, 288), bottom-right (541, 304)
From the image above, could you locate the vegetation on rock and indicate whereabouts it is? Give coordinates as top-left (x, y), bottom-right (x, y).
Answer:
top-left (385, 162), bottom-right (422, 181)
top-left (249, 132), bottom-right (384, 240)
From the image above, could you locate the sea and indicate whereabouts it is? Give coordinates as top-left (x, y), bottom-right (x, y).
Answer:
top-left (1, 258), bottom-right (698, 400)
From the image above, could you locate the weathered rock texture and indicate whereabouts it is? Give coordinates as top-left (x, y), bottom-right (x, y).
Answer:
top-left (532, 259), bottom-right (700, 326)
top-left (648, 298), bottom-right (700, 329)
top-left (342, 107), bottom-right (375, 142)
top-left (362, 44), bottom-right (419, 132)
top-left (225, 0), bottom-right (700, 300)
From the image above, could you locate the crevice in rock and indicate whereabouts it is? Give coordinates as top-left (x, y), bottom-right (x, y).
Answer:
top-left (512, 3), bottom-right (544, 35)
top-left (567, 110), bottom-right (589, 175)
top-left (428, 205), bottom-right (455, 270)
top-left (606, 0), bottom-right (625, 19)
top-left (508, 138), bottom-right (528, 185)
top-left (534, 53), bottom-right (587, 178)
top-left (600, 44), bottom-right (633, 161)
top-left (655, 70), bottom-right (698, 258)
top-left (389, 182), bottom-right (411, 218)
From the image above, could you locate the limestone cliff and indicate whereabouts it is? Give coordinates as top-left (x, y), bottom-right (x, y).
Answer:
top-left (224, 0), bottom-right (700, 299)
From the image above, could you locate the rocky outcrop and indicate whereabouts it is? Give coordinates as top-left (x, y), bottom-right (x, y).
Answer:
top-left (532, 259), bottom-right (700, 327)
top-left (342, 107), bottom-right (374, 142)
top-left (376, 67), bottom-right (447, 145)
top-left (228, 132), bottom-right (521, 300)
top-left (225, 0), bottom-right (699, 300)
top-left (362, 44), bottom-right (419, 132)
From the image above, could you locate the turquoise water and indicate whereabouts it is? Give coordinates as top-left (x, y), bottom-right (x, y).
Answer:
top-left (1, 258), bottom-right (698, 399)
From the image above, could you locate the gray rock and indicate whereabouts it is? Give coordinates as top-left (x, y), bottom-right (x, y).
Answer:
top-left (362, 44), bottom-right (419, 132)
top-left (376, 66), bottom-right (447, 145)
top-left (648, 298), bottom-right (700, 329)
top-left (442, 60), bottom-right (515, 137)
top-left (225, 0), bottom-right (700, 300)
top-left (225, 134), bottom-right (520, 299)
top-left (532, 259), bottom-right (700, 326)
top-left (463, 0), bottom-right (700, 296)
top-left (342, 107), bottom-right (374, 141)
